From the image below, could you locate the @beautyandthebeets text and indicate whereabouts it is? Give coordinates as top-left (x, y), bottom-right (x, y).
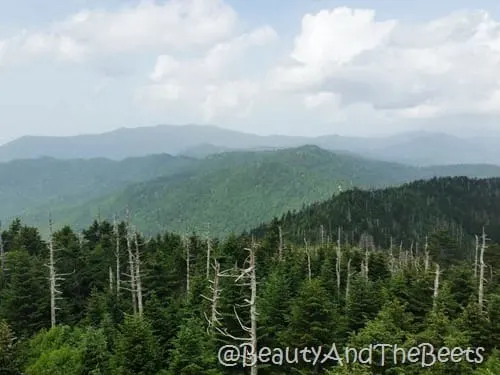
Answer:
top-left (218, 343), bottom-right (485, 368)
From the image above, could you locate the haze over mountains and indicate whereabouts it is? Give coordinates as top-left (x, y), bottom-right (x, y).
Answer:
top-left (1, 124), bottom-right (500, 166)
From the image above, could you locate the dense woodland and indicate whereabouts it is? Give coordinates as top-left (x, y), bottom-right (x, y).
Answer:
top-left (3, 146), bottom-right (500, 239)
top-left (1, 176), bottom-right (500, 374)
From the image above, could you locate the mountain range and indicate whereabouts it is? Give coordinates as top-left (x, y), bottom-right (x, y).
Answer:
top-left (4, 145), bottom-right (500, 237)
top-left (1, 124), bottom-right (500, 166)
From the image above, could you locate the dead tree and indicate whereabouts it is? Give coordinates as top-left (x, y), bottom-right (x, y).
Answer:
top-left (78, 232), bottom-right (84, 249)
top-left (206, 224), bottom-right (212, 279)
top-left (125, 224), bottom-right (137, 316)
top-left (278, 226), bottom-right (283, 262)
top-left (433, 263), bottom-right (441, 310)
top-left (479, 228), bottom-right (488, 310)
top-left (474, 234), bottom-right (479, 279)
top-left (217, 241), bottom-right (259, 374)
top-left (109, 267), bottom-right (114, 292)
top-left (320, 225), bottom-right (325, 247)
top-left (201, 261), bottom-right (223, 333)
top-left (304, 238), bottom-right (311, 282)
top-left (364, 246), bottom-right (369, 280)
top-left (399, 241), bottom-right (404, 269)
top-left (113, 216), bottom-right (121, 298)
top-left (134, 231), bottom-right (144, 317)
top-left (183, 234), bottom-right (191, 297)
top-left (336, 227), bottom-right (342, 293)
top-left (47, 216), bottom-right (65, 328)
top-left (345, 258), bottom-right (356, 303)
top-left (424, 236), bottom-right (430, 272)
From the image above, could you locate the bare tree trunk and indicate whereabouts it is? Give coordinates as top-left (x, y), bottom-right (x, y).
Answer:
top-left (202, 261), bottom-right (222, 332)
top-left (389, 236), bottom-right (394, 275)
top-left (114, 216), bottom-right (121, 298)
top-left (48, 215), bottom-right (63, 328)
top-left (433, 263), bottom-right (440, 310)
top-left (216, 241), bottom-right (259, 375)
top-left (109, 267), bottom-right (114, 292)
top-left (49, 219), bottom-right (57, 328)
top-left (305, 238), bottom-right (311, 282)
top-left (474, 234), bottom-right (479, 279)
top-left (134, 232), bottom-right (143, 317)
top-left (320, 225), bottom-right (324, 247)
top-left (126, 228), bottom-right (137, 316)
top-left (249, 241), bottom-right (258, 375)
top-left (336, 227), bottom-right (342, 293)
top-left (345, 258), bottom-right (352, 303)
top-left (424, 236), bottom-right (430, 272)
top-left (206, 224), bottom-right (211, 279)
top-left (479, 228), bottom-right (487, 310)
top-left (184, 235), bottom-right (191, 296)
top-left (364, 247), bottom-right (369, 280)
top-left (278, 226), bottom-right (283, 262)
top-left (399, 241), bottom-right (403, 269)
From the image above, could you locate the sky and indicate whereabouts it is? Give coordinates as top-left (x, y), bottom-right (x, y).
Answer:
top-left (1, 0), bottom-right (500, 143)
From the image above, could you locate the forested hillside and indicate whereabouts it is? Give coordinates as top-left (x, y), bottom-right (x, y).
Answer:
top-left (25, 146), bottom-right (500, 238)
top-left (1, 176), bottom-right (500, 374)
top-left (253, 176), bottom-right (500, 259)
top-left (0, 154), bottom-right (196, 220)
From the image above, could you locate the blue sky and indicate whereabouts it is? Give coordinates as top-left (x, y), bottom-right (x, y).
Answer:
top-left (1, 0), bottom-right (500, 143)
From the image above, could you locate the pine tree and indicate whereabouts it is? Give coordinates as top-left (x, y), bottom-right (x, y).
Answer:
top-left (167, 316), bottom-right (222, 375)
top-left (0, 320), bottom-right (21, 375)
top-left (112, 315), bottom-right (159, 375)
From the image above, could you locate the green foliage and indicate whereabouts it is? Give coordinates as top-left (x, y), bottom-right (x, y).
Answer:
top-left (6, 147), bottom-right (500, 238)
top-left (111, 315), bottom-right (160, 375)
top-left (0, 320), bottom-right (21, 374)
top-left (0, 175), bottom-right (499, 374)
top-left (0, 154), bottom-right (194, 226)
top-left (25, 346), bottom-right (82, 375)
top-left (167, 316), bottom-right (222, 375)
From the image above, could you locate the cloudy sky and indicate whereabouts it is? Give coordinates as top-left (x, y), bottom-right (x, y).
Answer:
top-left (1, 0), bottom-right (500, 142)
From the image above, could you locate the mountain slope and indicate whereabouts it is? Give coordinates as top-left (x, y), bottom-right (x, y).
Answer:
top-left (0, 154), bottom-right (196, 220)
top-left (29, 146), bottom-right (500, 237)
top-left (252, 176), bottom-right (500, 248)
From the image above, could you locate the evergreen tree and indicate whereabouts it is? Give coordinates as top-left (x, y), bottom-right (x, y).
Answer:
top-left (111, 315), bottom-right (160, 375)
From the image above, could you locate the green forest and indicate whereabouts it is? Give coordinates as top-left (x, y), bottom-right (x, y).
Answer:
top-left (1, 176), bottom-right (500, 374)
top-left (3, 146), bottom-right (500, 238)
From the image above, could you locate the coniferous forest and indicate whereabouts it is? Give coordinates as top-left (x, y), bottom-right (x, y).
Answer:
top-left (1, 176), bottom-right (500, 374)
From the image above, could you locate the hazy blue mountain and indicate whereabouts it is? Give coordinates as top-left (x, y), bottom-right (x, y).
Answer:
top-left (2, 124), bottom-right (500, 166)
top-left (0, 124), bottom-right (305, 162)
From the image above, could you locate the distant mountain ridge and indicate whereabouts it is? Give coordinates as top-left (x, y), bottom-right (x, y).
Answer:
top-left (2, 124), bottom-right (500, 166)
top-left (13, 145), bottom-right (500, 238)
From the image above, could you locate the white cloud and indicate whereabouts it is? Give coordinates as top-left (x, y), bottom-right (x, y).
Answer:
top-left (304, 91), bottom-right (340, 109)
top-left (2, 2), bottom-right (500, 137)
top-left (141, 25), bottom-right (277, 119)
top-left (202, 81), bottom-right (259, 120)
top-left (270, 7), bottom-right (500, 125)
top-left (149, 26), bottom-right (278, 83)
top-left (0, 0), bottom-right (237, 65)
top-left (291, 8), bottom-right (396, 66)
top-left (270, 7), bottom-right (396, 91)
